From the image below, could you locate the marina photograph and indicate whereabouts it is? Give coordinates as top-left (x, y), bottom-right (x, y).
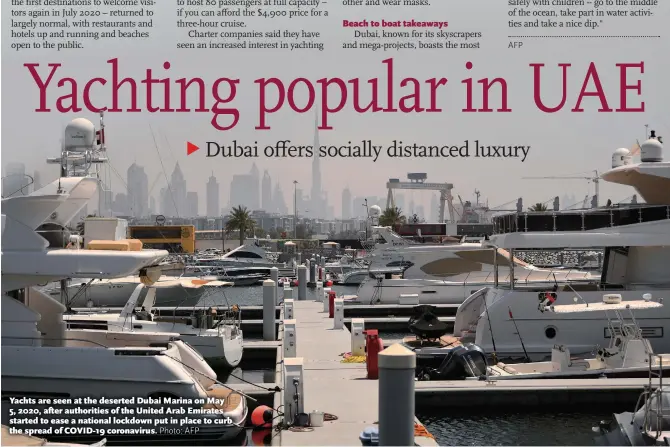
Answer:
top-left (2, 110), bottom-right (669, 446)
top-left (2, 0), bottom-right (670, 446)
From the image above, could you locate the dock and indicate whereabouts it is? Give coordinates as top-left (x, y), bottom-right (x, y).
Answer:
top-left (277, 300), bottom-right (437, 446)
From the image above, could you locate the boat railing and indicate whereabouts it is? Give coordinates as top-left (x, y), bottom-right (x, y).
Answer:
top-left (642, 353), bottom-right (668, 441)
top-left (492, 205), bottom-right (670, 234)
top-left (452, 268), bottom-right (596, 288)
top-left (3, 335), bottom-right (171, 349)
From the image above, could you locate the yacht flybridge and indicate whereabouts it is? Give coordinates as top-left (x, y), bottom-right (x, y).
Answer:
top-left (453, 132), bottom-right (670, 359)
top-left (1, 115), bottom-right (247, 443)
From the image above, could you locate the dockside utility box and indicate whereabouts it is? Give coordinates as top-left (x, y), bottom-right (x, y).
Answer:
top-left (83, 218), bottom-right (128, 248)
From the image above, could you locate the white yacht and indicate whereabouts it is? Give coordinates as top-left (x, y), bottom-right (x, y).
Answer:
top-left (195, 242), bottom-right (282, 268)
top-left (1, 117), bottom-right (247, 443)
top-left (350, 226), bottom-right (594, 304)
top-left (453, 132), bottom-right (670, 359)
top-left (417, 295), bottom-right (670, 381)
top-left (63, 281), bottom-right (244, 368)
top-left (49, 275), bottom-right (230, 308)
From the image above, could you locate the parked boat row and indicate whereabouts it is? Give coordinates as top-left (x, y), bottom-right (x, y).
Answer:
top-left (1, 116), bottom-right (249, 445)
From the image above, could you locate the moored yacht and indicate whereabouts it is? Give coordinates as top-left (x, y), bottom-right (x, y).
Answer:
top-left (349, 228), bottom-right (594, 304)
top-left (63, 281), bottom-right (244, 368)
top-left (49, 275), bottom-right (230, 308)
top-left (1, 116), bottom-right (247, 443)
top-left (453, 132), bottom-right (670, 359)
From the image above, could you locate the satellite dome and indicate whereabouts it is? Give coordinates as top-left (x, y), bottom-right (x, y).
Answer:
top-left (63, 118), bottom-right (96, 152)
top-left (641, 131), bottom-right (663, 163)
top-left (369, 205), bottom-right (382, 217)
top-left (611, 148), bottom-right (632, 168)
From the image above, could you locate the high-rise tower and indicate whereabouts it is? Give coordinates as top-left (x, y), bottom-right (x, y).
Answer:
top-left (310, 111), bottom-right (323, 217)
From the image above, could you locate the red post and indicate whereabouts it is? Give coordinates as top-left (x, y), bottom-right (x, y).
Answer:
top-left (365, 329), bottom-right (382, 380)
top-left (328, 291), bottom-right (337, 318)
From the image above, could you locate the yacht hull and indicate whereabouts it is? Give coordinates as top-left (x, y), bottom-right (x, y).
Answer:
top-left (349, 278), bottom-right (591, 305)
top-left (180, 331), bottom-right (244, 369)
top-left (458, 288), bottom-right (670, 359)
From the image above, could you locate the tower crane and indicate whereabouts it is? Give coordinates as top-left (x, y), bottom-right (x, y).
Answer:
top-left (522, 170), bottom-right (600, 208)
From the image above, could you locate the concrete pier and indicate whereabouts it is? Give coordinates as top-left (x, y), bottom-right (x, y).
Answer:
top-left (279, 301), bottom-right (436, 446)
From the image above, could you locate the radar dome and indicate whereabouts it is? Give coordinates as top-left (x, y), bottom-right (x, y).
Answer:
top-left (611, 148), bottom-right (632, 168)
top-left (369, 205), bottom-right (382, 217)
top-left (63, 118), bottom-right (96, 152)
top-left (641, 131), bottom-right (663, 163)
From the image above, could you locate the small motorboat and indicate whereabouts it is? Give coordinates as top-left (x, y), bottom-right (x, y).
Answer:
top-left (231, 274), bottom-right (265, 286)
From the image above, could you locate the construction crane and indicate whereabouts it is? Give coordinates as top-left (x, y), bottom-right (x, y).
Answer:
top-left (386, 173), bottom-right (456, 223)
top-left (522, 170), bottom-right (600, 208)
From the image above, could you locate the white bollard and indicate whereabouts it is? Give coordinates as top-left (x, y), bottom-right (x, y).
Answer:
top-left (270, 267), bottom-right (279, 284)
top-left (284, 287), bottom-right (293, 300)
top-left (284, 357), bottom-right (304, 425)
top-left (263, 280), bottom-right (276, 341)
top-left (378, 344), bottom-right (416, 446)
top-left (351, 318), bottom-right (365, 356)
top-left (323, 287), bottom-right (331, 313)
top-left (315, 281), bottom-right (323, 302)
top-left (283, 319), bottom-right (297, 358)
top-left (298, 266), bottom-right (307, 300)
top-left (284, 299), bottom-right (294, 320)
top-left (309, 258), bottom-right (316, 285)
top-left (333, 298), bottom-right (344, 329)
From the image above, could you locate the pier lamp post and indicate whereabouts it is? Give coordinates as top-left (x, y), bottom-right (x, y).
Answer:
top-left (363, 198), bottom-right (370, 240)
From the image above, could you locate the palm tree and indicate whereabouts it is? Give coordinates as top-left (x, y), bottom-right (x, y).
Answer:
top-left (528, 203), bottom-right (548, 212)
top-left (378, 207), bottom-right (406, 227)
top-left (225, 206), bottom-right (256, 246)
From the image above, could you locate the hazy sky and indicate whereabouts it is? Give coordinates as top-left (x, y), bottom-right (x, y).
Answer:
top-left (2, 0), bottom-right (669, 215)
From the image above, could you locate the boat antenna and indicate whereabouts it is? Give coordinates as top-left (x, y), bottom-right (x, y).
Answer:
top-left (508, 307), bottom-right (530, 363)
top-left (483, 295), bottom-right (498, 362)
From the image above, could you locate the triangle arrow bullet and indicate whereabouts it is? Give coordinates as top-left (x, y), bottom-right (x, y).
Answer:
top-left (187, 142), bottom-right (199, 155)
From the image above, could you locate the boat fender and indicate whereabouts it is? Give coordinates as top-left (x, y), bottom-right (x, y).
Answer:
top-left (251, 405), bottom-right (273, 428)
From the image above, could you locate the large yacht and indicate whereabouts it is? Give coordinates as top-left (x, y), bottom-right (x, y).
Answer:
top-left (453, 132), bottom-right (670, 359)
top-left (1, 116), bottom-right (247, 443)
top-left (350, 226), bottom-right (594, 304)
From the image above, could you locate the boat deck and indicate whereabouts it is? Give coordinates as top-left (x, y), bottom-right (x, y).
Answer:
top-left (279, 300), bottom-right (436, 446)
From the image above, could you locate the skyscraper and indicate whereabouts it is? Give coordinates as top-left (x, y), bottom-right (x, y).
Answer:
top-left (273, 182), bottom-right (288, 215)
top-left (187, 191), bottom-right (199, 217)
top-left (162, 163), bottom-right (187, 217)
top-left (342, 187), bottom-right (352, 219)
top-left (250, 163), bottom-right (260, 210)
top-left (262, 170), bottom-right (272, 212)
top-left (127, 163), bottom-right (149, 218)
top-left (310, 112), bottom-right (323, 218)
top-left (206, 172), bottom-right (220, 217)
top-left (2, 162), bottom-right (28, 198)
